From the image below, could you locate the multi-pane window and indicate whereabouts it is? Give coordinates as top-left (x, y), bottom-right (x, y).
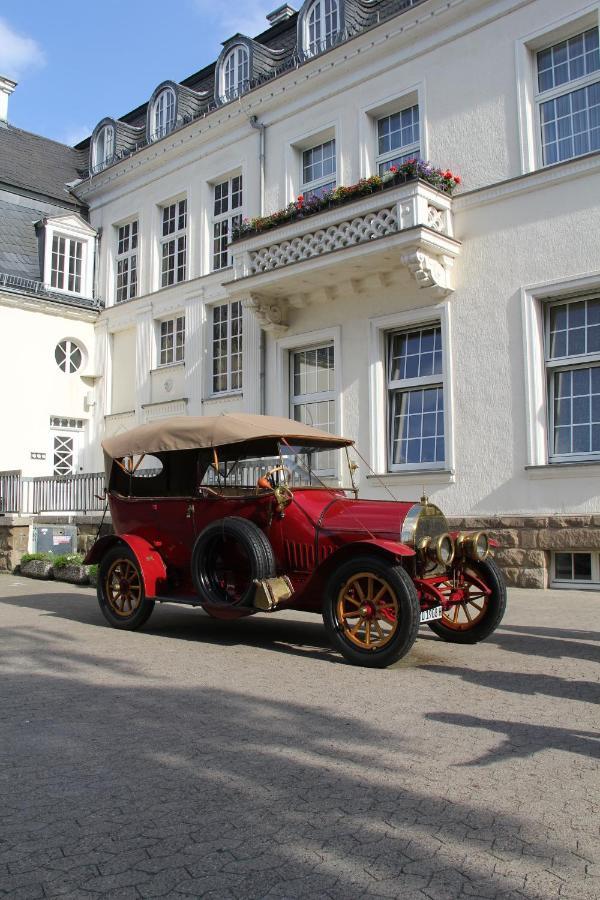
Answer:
top-left (552, 551), bottom-right (600, 588)
top-left (545, 296), bottom-right (600, 460)
top-left (213, 176), bottom-right (243, 271)
top-left (536, 27), bottom-right (600, 165)
top-left (159, 316), bottom-right (185, 366)
top-left (153, 88), bottom-right (176, 140)
top-left (50, 236), bottom-right (83, 294)
top-left (212, 301), bottom-right (242, 393)
top-left (302, 140), bottom-right (336, 200)
top-left (54, 340), bottom-right (82, 374)
top-left (377, 105), bottom-right (420, 173)
top-left (160, 199), bottom-right (187, 287)
top-left (306, 0), bottom-right (340, 57)
top-left (94, 124), bottom-right (114, 171)
top-left (223, 45), bottom-right (249, 100)
top-left (291, 344), bottom-right (336, 474)
top-left (53, 435), bottom-right (74, 476)
top-left (115, 220), bottom-right (138, 303)
top-left (387, 325), bottom-right (445, 469)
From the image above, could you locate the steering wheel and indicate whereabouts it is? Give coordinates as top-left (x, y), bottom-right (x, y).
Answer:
top-left (257, 465), bottom-right (291, 491)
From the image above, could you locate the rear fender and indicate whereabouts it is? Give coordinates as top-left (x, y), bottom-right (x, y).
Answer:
top-left (84, 534), bottom-right (167, 598)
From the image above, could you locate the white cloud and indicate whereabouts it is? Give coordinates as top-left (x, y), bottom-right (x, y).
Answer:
top-left (62, 124), bottom-right (92, 147)
top-left (0, 17), bottom-right (45, 80)
top-left (190, 0), bottom-right (276, 39)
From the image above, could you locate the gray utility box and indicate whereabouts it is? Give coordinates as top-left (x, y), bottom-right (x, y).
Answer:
top-left (32, 524), bottom-right (78, 556)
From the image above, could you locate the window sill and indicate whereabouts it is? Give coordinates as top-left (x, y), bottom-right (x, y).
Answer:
top-left (203, 391), bottom-right (243, 404)
top-left (550, 581), bottom-right (600, 591)
top-left (525, 462), bottom-right (600, 479)
top-left (366, 469), bottom-right (455, 485)
top-left (151, 362), bottom-right (185, 373)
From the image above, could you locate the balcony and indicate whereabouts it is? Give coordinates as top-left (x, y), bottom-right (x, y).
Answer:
top-left (225, 180), bottom-right (461, 334)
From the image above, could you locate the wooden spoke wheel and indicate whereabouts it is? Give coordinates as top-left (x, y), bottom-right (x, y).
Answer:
top-left (324, 556), bottom-right (420, 668)
top-left (427, 558), bottom-right (507, 644)
top-left (105, 558), bottom-right (143, 617)
top-left (336, 572), bottom-right (399, 650)
top-left (97, 546), bottom-right (155, 631)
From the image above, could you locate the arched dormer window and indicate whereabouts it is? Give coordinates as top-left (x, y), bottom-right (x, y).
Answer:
top-left (152, 87), bottom-right (176, 141)
top-left (306, 0), bottom-right (340, 57)
top-left (92, 123), bottom-right (114, 171)
top-left (223, 45), bottom-right (250, 100)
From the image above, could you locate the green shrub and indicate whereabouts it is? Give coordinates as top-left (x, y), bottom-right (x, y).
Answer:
top-left (52, 553), bottom-right (85, 570)
top-left (87, 564), bottom-right (98, 578)
top-left (20, 552), bottom-right (53, 565)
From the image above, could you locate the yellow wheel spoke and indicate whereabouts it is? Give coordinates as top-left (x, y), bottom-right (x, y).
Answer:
top-left (365, 620), bottom-right (371, 647)
top-left (463, 603), bottom-right (472, 622)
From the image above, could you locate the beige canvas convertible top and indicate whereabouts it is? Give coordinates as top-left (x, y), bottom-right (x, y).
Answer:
top-left (102, 413), bottom-right (353, 461)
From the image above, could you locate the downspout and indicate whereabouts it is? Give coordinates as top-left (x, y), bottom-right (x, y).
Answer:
top-left (249, 115), bottom-right (266, 216)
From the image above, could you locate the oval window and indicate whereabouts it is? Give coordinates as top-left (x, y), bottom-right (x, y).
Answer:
top-left (55, 339), bottom-right (83, 374)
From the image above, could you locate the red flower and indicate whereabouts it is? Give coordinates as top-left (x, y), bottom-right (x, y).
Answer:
top-left (389, 165), bottom-right (398, 173)
top-left (453, 175), bottom-right (461, 185)
top-left (443, 170), bottom-right (453, 179)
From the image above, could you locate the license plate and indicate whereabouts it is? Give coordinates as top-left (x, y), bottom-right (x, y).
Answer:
top-left (420, 605), bottom-right (443, 623)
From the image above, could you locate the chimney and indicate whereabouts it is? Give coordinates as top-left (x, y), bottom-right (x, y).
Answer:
top-left (266, 4), bottom-right (296, 26)
top-left (0, 76), bottom-right (17, 126)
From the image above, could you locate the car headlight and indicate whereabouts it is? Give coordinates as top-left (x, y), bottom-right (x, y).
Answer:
top-left (471, 531), bottom-right (489, 560)
top-left (435, 533), bottom-right (455, 567)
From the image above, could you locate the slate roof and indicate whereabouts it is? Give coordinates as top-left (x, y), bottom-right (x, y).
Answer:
top-left (0, 197), bottom-right (42, 280)
top-left (0, 124), bottom-right (86, 206)
top-left (76, 0), bottom-right (428, 158)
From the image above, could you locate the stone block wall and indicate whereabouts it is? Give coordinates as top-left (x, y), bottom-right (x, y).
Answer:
top-left (0, 517), bottom-right (33, 573)
top-left (448, 515), bottom-right (600, 588)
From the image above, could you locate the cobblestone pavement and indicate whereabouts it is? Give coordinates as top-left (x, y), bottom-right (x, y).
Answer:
top-left (0, 575), bottom-right (598, 900)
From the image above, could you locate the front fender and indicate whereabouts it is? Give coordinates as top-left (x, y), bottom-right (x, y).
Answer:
top-left (84, 534), bottom-right (167, 598)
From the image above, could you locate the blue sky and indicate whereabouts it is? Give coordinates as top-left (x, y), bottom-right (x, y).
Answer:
top-left (0, 0), bottom-right (278, 145)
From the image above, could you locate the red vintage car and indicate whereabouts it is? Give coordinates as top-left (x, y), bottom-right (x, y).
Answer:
top-left (86, 414), bottom-right (506, 668)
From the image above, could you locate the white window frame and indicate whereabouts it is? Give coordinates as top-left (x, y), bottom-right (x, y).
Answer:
top-left (301, 138), bottom-right (337, 200)
top-left (54, 339), bottom-right (84, 375)
top-left (222, 45), bottom-right (249, 100)
top-left (115, 219), bottom-right (138, 304)
top-left (212, 174), bottom-right (243, 272)
top-left (376, 103), bottom-right (420, 174)
top-left (522, 272), bottom-right (600, 468)
top-left (50, 235), bottom-right (84, 295)
top-left (43, 216), bottom-right (95, 298)
top-left (159, 198), bottom-right (187, 288)
top-left (93, 124), bottom-right (114, 171)
top-left (49, 417), bottom-right (85, 477)
top-left (290, 343), bottom-right (337, 477)
top-left (369, 305), bottom-right (454, 476)
top-left (210, 300), bottom-right (243, 395)
top-left (305, 0), bottom-right (340, 57)
top-left (516, 6), bottom-right (600, 174)
top-left (158, 315), bottom-right (185, 367)
top-left (152, 88), bottom-right (176, 141)
top-left (544, 294), bottom-right (600, 463)
top-left (276, 327), bottom-right (342, 479)
top-left (551, 550), bottom-right (600, 589)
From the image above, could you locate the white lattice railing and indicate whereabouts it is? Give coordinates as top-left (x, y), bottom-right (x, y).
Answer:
top-left (231, 181), bottom-right (454, 282)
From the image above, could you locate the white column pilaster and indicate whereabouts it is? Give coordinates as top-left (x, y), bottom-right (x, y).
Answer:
top-left (184, 289), bottom-right (205, 416)
top-left (242, 301), bottom-right (262, 414)
top-left (135, 304), bottom-right (154, 423)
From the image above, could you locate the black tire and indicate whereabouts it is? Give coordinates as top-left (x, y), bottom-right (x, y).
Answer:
top-left (428, 557), bottom-right (507, 643)
top-left (323, 555), bottom-right (420, 668)
top-left (191, 516), bottom-right (276, 609)
top-left (97, 545), bottom-right (155, 630)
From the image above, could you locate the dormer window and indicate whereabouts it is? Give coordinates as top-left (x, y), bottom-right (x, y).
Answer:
top-left (306, 0), bottom-right (339, 57)
top-left (223, 45), bottom-right (250, 100)
top-left (152, 88), bottom-right (176, 140)
top-left (93, 124), bottom-right (114, 171)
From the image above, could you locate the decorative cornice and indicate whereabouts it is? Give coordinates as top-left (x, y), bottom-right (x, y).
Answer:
top-left (241, 294), bottom-right (288, 336)
top-left (400, 250), bottom-right (454, 297)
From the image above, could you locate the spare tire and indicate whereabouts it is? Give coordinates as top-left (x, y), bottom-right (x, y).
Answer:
top-left (191, 516), bottom-right (276, 609)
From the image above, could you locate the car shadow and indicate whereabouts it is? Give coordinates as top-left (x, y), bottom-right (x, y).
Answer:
top-left (426, 711), bottom-right (600, 764)
top-left (422, 664), bottom-right (599, 705)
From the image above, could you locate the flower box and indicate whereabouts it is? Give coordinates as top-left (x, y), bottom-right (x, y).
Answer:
top-left (20, 560), bottom-right (54, 580)
top-left (53, 564), bottom-right (90, 585)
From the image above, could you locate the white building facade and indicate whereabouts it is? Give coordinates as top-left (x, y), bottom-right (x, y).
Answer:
top-left (71, 0), bottom-right (600, 590)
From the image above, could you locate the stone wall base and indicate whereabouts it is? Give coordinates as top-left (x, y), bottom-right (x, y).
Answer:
top-left (1, 514), bottom-right (597, 588)
top-left (448, 516), bottom-right (600, 588)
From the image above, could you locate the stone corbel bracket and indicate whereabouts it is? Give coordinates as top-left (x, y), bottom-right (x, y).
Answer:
top-left (401, 250), bottom-right (455, 298)
top-left (241, 294), bottom-right (288, 336)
